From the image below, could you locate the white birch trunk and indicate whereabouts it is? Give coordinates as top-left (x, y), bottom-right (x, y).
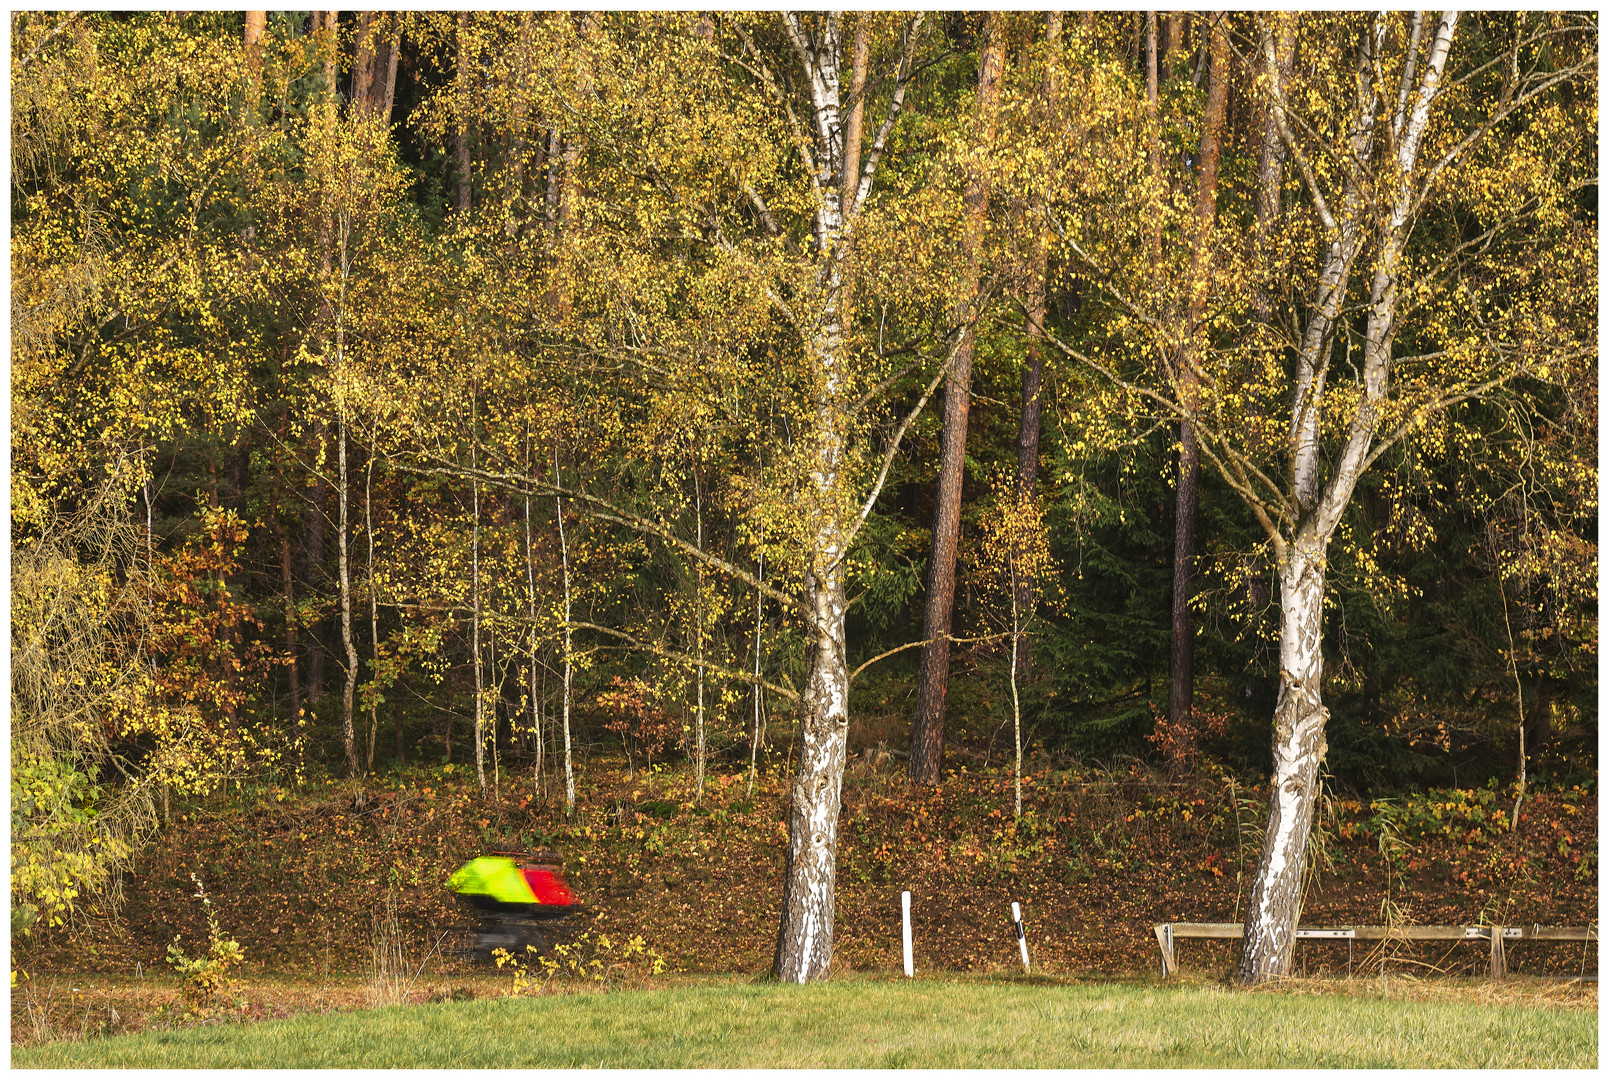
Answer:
top-left (525, 491), bottom-right (543, 795)
top-left (364, 455), bottom-right (380, 772)
top-left (1239, 13), bottom-right (1458, 983)
top-left (771, 10), bottom-right (923, 984)
top-left (334, 212), bottom-right (361, 778)
top-left (749, 547), bottom-right (764, 797)
top-left (472, 470), bottom-right (485, 793)
top-left (693, 468), bottom-right (706, 803)
top-left (555, 451), bottom-right (575, 814)
top-left (1238, 539), bottom-right (1328, 978)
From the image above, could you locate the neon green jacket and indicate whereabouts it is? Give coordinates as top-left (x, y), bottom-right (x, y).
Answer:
top-left (447, 855), bottom-right (536, 904)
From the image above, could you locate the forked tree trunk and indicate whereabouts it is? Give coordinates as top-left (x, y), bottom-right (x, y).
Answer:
top-left (771, 11), bottom-right (927, 982)
top-left (1238, 12), bottom-right (1457, 983)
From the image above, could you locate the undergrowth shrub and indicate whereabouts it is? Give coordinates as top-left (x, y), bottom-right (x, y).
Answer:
top-left (163, 873), bottom-right (245, 1016)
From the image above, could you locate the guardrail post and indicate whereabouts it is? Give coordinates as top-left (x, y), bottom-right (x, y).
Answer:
top-left (1153, 923), bottom-right (1175, 978)
top-left (1489, 924), bottom-right (1506, 980)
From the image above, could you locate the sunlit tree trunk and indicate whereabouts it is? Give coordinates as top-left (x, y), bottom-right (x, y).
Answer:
top-left (692, 461), bottom-right (706, 803)
top-left (771, 11), bottom-right (925, 981)
top-left (524, 490), bottom-right (543, 794)
top-left (749, 546), bottom-right (765, 797)
top-left (334, 211), bottom-right (361, 777)
top-left (554, 450), bottom-right (575, 814)
top-left (364, 454), bottom-right (381, 772)
top-left (1239, 12), bottom-right (1458, 983)
top-left (472, 452), bottom-right (485, 793)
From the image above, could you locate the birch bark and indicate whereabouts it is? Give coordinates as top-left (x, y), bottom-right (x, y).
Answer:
top-left (1238, 12), bottom-right (1459, 983)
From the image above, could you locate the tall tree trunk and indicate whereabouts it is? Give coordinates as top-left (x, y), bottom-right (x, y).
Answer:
top-left (1015, 11), bottom-right (1060, 684)
top-left (1253, 12), bottom-right (1296, 321)
top-left (352, 12), bottom-right (377, 114)
top-left (774, 540), bottom-right (849, 983)
top-left (554, 450), bottom-right (575, 814)
top-left (335, 213), bottom-right (361, 778)
top-left (1166, 12), bottom-right (1229, 766)
top-left (772, 10), bottom-right (926, 982)
top-left (454, 12), bottom-right (473, 213)
top-left (318, 11), bottom-right (337, 97)
top-left (692, 463), bottom-right (706, 803)
top-left (1239, 543), bottom-right (1329, 976)
top-left (273, 507), bottom-right (303, 724)
top-left (244, 10), bottom-right (266, 95)
top-left (1239, 12), bottom-right (1458, 983)
top-left (304, 459), bottom-right (327, 703)
top-left (1144, 12), bottom-right (1162, 259)
top-left (749, 546), bottom-right (765, 797)
top-left (379, 24), bottom-right (400, 123)
top-left (364, 454), bottom-right (380, 772)
top-left (525, 490), bottom-right (542, 794)
top-left (472, 465), bottom-right (485, 793)
top-left (908, 12), bottom-right (1004, 785)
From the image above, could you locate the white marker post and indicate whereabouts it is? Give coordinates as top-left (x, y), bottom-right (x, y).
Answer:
top-left (1011, 902), bottom-right (1030, 973)
top-left (902, 891), bottom-right (914, 977)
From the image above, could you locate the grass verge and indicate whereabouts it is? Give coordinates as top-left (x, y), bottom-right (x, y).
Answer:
top-left (12, 974), bottom-right (1597, 1069)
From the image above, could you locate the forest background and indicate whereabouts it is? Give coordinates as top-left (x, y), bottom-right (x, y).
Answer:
top-left (10, 10), bottom-right (1597, 988)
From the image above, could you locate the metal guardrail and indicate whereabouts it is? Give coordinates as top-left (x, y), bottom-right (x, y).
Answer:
top-left (1152, 922), bottom-right (1598, 979)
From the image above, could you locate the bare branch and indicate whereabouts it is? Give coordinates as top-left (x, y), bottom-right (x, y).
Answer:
top-left (849, 631), bottom-right (1010, 682)
top-left (843, 326), bottom-right (963, 549)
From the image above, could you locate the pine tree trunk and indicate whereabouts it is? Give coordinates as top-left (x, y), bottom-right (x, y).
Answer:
top-left (908, 14), bottom-right (1004, 785)
top-left (352, 12), bottom-right (376, 114)
top-left (454, 13), bottom-right (472, 213)
top-left (1166, 13), bottom-right (1228, 765)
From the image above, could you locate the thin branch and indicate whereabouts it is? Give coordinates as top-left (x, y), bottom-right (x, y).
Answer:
top-left (843, 327), bottom-right (963, 549)
top-left (18, 11), bottom-right (81, 68)
top-left (848, 15), bottom-right (925, 224)
top-left (850, 631), bottom-right (1011, 682)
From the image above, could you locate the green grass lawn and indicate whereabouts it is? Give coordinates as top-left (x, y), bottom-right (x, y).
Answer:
top-left (13, 976), bottom-right (1597, 1069)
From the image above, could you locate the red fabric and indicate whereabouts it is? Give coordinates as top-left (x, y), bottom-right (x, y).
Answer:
top-left (521, 867), bottom-right (576, 906)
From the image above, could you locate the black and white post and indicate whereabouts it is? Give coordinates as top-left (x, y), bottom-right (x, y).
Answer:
top-left (1011, 902), bottom-right (1030, 973)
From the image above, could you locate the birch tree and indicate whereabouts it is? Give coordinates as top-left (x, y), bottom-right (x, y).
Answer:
top-left (395, 11), bottom-right (959, 982)
top-left (1038, 10), bottom-right (1595, 983)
